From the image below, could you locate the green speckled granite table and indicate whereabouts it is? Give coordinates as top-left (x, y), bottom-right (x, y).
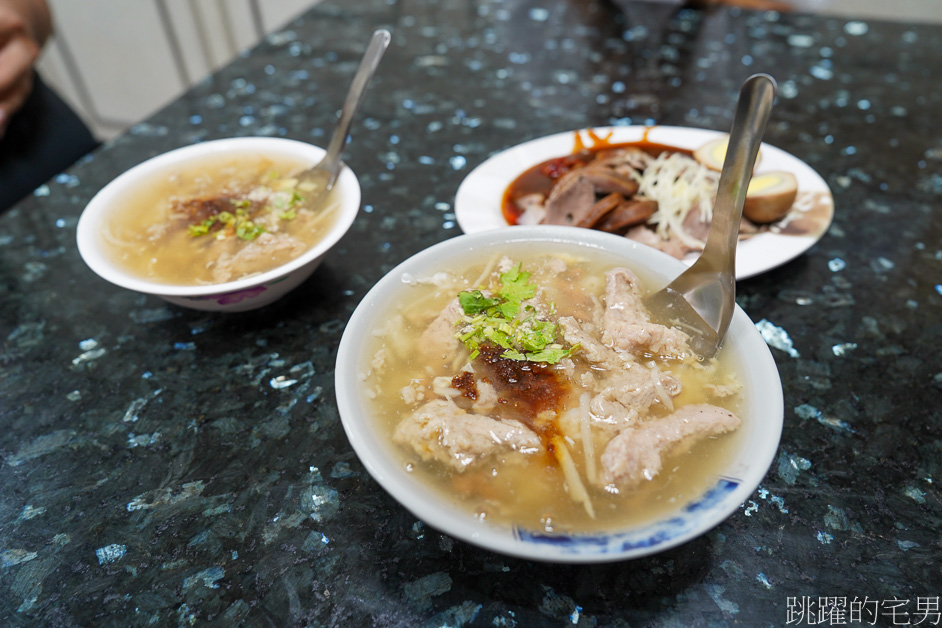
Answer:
top-left (2, 0), bottom-right (941, 625)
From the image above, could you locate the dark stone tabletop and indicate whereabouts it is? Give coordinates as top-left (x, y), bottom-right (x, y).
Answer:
top-left (2, 0), bottom-right (940, 625)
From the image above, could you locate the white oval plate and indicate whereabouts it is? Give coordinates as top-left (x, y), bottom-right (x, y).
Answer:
top-left (454, 126), bottom-right (833, 280)
top-left (335, 226), bottom-right (784, 563)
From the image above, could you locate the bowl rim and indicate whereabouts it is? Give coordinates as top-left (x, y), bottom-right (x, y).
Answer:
top-left (75, 136), bottom-right (361, 297)
top-left (334, 225), bottom-right (784, 563)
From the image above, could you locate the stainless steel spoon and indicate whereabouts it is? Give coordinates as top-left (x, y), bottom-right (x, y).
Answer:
top-left (296, 28), bottom-right (391, 211)
top-left (644, 73), bottom-right (777, 359)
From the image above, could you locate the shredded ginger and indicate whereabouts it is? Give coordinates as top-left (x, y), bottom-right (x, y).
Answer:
top-left (637, 152), bottom-right (719, 249)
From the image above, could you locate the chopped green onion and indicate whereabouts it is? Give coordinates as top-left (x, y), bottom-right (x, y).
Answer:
top-left (235, 221), bottom-right (265, 241)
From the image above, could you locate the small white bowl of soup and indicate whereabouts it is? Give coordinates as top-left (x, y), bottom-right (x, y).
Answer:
top-left (335, 225), bottom-right (783, 562)
top-left (77, 137), bottom-right (360, 312)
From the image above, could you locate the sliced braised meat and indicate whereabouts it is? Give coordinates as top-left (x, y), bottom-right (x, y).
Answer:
top-left (680, 202), bottom-right (711, 243)
top-left (540, 149), bottom-right (647, 227)
top-left (600, 403), bottom-right (741, 488)
top-left (572, 192), bottom-right (624, 228)
top-left (543, 170), bottom-right (596, 226)
top-left (592, 198), bottom-right (658, 233)
top-left (591, 147), bottom-right (652, 176)
top-left (543, 163), bottom-right (644, 228)
top-left (579, 166), bottom-right (640, 197)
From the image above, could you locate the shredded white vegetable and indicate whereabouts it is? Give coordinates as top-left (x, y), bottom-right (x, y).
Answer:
top-left (553, 436), bottom-right (596, 519)
top-left (470, 253), bottom-right (503, 288)
top-left (578, 393), bottom-right (597, 486)
top-left (654, 377), bottom-right (675, 413)
top-left (638, 152), bottom-right (719, 248)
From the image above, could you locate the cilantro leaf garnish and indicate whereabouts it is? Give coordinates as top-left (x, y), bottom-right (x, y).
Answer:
top-left (497, 264), bottom-right (536, 305)
top-left (454, 263), bottom-right (576, 365)
top-left (458, 290), bottom-right (499, 315)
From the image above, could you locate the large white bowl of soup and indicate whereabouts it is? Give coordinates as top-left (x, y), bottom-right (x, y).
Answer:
top-left (77, 137), bottom-right (360, 312)
top-left (335, 225), bottom-right (783, 563)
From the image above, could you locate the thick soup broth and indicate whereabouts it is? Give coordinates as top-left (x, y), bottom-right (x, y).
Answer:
top-left (101, 152), bottom-right (340, 285)
top-left (365, 245), bottom-right (744, 534)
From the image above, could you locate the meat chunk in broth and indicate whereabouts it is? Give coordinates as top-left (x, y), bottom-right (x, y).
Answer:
top-left (601, 267), bottom-right (692, 359)
top-left (393, 399), bottom-right (543, 470)
top-left (601, 404), bottom-right (741, 488)
top-left (211, 231), bottom-right (307, 283)
top-left (418, 297), bottom-right (464, 363)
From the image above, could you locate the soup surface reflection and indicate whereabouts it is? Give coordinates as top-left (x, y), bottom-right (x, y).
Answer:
top-left (101, 152), bottom-right (340, 285)
top-left (364, 246), bottom-right (745, 533)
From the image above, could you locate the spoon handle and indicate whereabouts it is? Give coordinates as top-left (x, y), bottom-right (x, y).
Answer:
top-left (648, 73), bottom-right (777, 358)
top-left (320, 29), bottom-right (392, 181)
top-left (704, 74), bottom-right (777, 270)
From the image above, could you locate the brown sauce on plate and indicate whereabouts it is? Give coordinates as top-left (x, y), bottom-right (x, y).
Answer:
top-left (501, 128), bottom-right (692, 225)
top-left (500, 128), bottom-right (833, 244)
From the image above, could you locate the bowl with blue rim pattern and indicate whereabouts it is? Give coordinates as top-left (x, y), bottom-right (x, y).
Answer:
top-left (335, 225), bottom-right (783, 562)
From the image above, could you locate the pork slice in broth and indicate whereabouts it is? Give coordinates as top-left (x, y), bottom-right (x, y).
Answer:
top-left (601, 267), bottom-right (692, 359)
top-left (600, 403), bottom-right (741, 488)
top-left (393, 399), bottom-right (543, 471)
top-left (211, 231), bottom-right (306, 283)
top-left (558, 316), bottom-right (625, 370)
top-left (418, 297), bottom-right (464, 363)
top-left (588, 363), bottom-right (682, 430)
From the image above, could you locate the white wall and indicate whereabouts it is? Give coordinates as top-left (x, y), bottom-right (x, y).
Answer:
top-left (790, 0), bottom-right (942, 23)
top-left (37, 0), bottom-right (319, 140)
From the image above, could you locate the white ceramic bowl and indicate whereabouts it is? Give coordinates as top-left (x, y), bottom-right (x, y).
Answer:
top-left (76, 137), bottom-right (360, 312)
top-left (335, 225), bottom-right (784, 563)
